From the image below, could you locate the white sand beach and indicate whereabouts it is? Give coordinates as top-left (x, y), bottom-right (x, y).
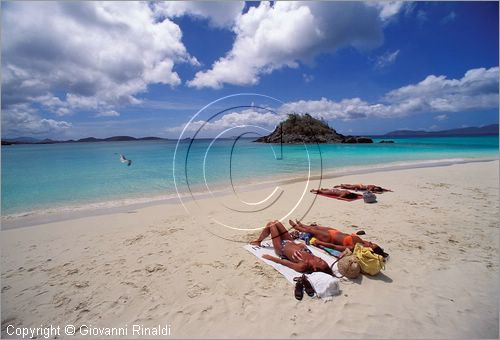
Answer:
top-left (1, 160), bottom-right (499, 338)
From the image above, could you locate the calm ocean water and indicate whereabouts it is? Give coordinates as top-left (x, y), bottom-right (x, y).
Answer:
top-left (1, 136), bottom-right (498, 215)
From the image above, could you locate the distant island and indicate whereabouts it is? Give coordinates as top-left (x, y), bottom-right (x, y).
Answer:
top-left (383, 124), bottom-right (499, 137)
top-left (255, 113), bottom-right (373, 144)
top-left (1, 136), bottom-right (168, 145)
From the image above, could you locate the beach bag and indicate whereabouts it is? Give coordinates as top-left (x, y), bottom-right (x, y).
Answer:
top-left (306, 272), bottom-right (340, 299)
top-left (353, 243), bottom-right (385, 276)
top-left (334, 248), bottom-right (361, 279)
top-left (363, 191), bottom-right (377, 203)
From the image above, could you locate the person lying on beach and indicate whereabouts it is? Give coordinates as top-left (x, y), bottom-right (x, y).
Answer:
top-left (289, 220), bottom-right (389, 258)
top-left (250, 220), bottom-right (333, 275)
top-left (309, 188), bottom-right (359, 199)
top-left (333, 184), bottom-right (391, 193)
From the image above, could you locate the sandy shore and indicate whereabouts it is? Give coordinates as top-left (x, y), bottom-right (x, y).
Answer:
top-left (1, 160), bottom-right (499, 338)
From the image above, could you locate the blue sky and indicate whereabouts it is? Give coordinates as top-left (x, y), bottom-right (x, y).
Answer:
top-left (1, 1), bottom-right (498, 139)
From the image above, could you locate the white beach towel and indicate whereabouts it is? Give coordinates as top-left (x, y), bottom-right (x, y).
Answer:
top-left (244, 241), bottom-right (342, 299)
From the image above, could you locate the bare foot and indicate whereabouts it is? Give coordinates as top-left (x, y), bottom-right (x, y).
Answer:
top-left (295, 219), bottom-right (306, 228)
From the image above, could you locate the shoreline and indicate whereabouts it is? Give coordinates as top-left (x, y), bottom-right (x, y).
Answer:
top-left (2, 156), bottom-right (498, 230)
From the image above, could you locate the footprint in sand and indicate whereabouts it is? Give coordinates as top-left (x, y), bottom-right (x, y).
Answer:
top-left (52, 293), bottom-right (71, 308)
top-left (193, 261), bottom-right (226, 269)
top-left (186, 283), bottom-right (208, 298)
top-left (145, 264), bottom-right (165, 273)
top-left (121, 281), bottom-right (139, 288)
top-left (74, 302), bottom-right (88, 311)
top-left (123, 234), bottom-right (145, 246)
top-left (67, 268), bottom-right (79, 275)
top-left (73, 281), bottom-right (89, 288)
top-left (149, 227), bottom-right (184, 237)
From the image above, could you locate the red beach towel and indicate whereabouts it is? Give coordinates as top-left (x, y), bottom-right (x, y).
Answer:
top-left (315, 192), bottom-right (363, 202)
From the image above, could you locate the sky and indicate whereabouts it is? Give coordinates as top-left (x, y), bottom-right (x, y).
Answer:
top-left (1, 1), bottom-right (499, 139)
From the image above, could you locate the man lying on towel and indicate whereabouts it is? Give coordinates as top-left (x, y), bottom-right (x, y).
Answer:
top-left (289, 220), bottom-right (389, 258)
top-left (250, 220), bottom-right (334, 275)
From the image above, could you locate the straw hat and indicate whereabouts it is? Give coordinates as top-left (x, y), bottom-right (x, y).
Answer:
top-left (337, 254), bottom-right (361, 279)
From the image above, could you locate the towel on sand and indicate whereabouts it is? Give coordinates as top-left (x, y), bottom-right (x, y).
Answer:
top-left (315, 192), bottom-right (363, 202)
top-left (244, 241), bottom-right (342, 299)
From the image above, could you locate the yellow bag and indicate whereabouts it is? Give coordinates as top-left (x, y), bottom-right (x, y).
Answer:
top-left (353, 243), bottom-right (385, 275)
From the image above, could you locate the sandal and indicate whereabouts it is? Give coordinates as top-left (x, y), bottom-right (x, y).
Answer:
top-left (293, 276), bottom-right (304, 300)
top-left (301, 274), bottom-right (315, 297)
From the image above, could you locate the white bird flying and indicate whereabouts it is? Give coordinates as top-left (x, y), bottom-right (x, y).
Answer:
top-left (119, 154), bottom-right (132, 166)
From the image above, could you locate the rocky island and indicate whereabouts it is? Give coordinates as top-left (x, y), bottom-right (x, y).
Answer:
top-left (255, 113), bottom-right (373, 144)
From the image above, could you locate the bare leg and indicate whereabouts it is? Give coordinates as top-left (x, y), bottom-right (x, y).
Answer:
top-left (268, 222), bottom-right (285, 254)
top-left (289, 219), bottom-right (309, 232)
top-left (311, 188), bottom-right (343, 196)
top-left (250, 221), bottom-right (275, 246)
top-left (273, 221), bottom-right (293, 241)
top-left (297, 221), bottom-right (332, 232)
top-left (290, 220), bottom-right (331, 242)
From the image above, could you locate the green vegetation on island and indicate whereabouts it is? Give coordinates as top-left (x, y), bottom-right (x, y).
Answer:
top-left (255, 113), bottom-right (373, 144)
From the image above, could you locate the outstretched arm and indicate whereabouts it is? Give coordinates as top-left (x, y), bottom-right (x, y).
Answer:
top-left (262, 254), bottom-right (306, 272)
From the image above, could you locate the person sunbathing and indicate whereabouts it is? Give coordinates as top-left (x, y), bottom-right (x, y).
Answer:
top-left (250, 220), bottom-right (333, 275)
top-left (289, 220), bottom-right (388, 258)
top-left (334, 184), bottom-right (390, 193)
top-left (310, 188), bottom-right (360, 199)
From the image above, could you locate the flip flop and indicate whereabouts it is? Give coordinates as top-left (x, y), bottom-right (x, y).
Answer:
top-left (293, 276), bottom-right (304, 300)
top-left (301, 274), bottom-right (315, 297)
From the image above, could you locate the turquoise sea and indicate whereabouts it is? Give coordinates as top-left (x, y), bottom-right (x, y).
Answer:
top-left (1, 136), bottom-right (498, 215)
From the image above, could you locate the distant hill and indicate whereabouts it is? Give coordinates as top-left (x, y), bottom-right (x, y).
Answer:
top-left (2, 136), bottom-right (170, 145)
top-left (78, 137), bottom-right (102, 142)
top-left (255, 113), bottom-right (373, 144)
top-left (103, 136), bottom-right (138, 142)
top-left (384, 124), bottom-right (499, 137)
top-left (4, 136), bottom-right (41, 143)
top-left (138, 137), bottom-right (165, 141)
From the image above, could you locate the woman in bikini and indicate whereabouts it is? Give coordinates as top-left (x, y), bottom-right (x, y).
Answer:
top-left (309, 188), bottom-right (360, 199)
top-left (289, 220), bottom-right (389, 258)
top-left (334, 184), bottom-right (390, 193)
top-left (250, 220), bottom-right (333, 275)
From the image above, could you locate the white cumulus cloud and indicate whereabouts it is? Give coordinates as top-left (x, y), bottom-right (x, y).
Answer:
top-left (367, 1), bottom-right (408, 22)
top-left (166, 109), bottom-right (283, 134)
top-left (2, 104), bottom-right (72, 137)
top-left (282, 66), bottom-right (499, 120)
top-left (96, 110), bottom-right (120, 117)
top-left (385, 66), bottom-right (499, 112)
top-left (168, 66), bottom-right (498, 136)
top-left (153, 1), bottom-right (245, 28)
top-left (188, 1), bottom-right (400, 89)
top-left (2, 1), bottom-right (197, 123)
